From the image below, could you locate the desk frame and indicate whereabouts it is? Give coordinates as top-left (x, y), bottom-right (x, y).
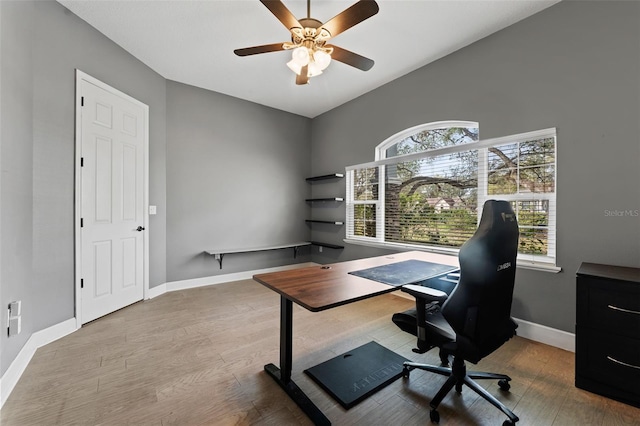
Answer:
top-left (264, 297), bottom-right (329, 425)
top-left (253, 251), bottom-right (459, 425)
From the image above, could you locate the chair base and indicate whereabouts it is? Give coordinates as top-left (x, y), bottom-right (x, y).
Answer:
top-left (403, 357), bottom-right (519, 425)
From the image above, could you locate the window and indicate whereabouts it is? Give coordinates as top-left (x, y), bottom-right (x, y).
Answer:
top-left (346, 124), bottom-right (558, 270)
top-left (478, 130), bottom-right (557, 266)
top-left (346, 167), bottom-right (380, 238)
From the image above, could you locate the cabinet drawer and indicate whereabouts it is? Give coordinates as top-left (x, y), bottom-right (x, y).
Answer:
top-left (576, 327), bottom-right (640, 400)
top-left (577, 277), bottom-right (640, 336)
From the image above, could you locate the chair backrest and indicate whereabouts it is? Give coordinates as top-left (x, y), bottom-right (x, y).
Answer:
top-left (441, 200), bottom-right (519, 362)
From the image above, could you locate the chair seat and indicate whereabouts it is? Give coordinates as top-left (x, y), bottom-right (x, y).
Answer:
top-left (392, 307), bottom-right (456, 342)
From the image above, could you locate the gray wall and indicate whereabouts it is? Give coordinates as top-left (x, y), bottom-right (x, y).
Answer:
top-left (1, 0), bottom-right (35, 377)
top-left (310, 0), bottom-right (640, 333)
top-left (165, 81), bottom-right (311, 281)
top-left (1, 0), bottom-right (638, 381)
top-left (0, 0), bottom-right (168, 375)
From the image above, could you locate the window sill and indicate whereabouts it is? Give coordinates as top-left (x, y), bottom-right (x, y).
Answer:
top-left (343, 238), bottom-right (562, 273)
top-left (516, 260), bottom-right (562, 273)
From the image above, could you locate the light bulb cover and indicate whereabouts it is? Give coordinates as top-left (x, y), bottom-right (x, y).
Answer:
top-left (287, 59), bottom-right (303, 75)
top-left (313, 50), bottom-right (331, 70)
top-left (291, 46), bottom-right (310, 66)
top-left (307, 62), bottom-right (323, 77)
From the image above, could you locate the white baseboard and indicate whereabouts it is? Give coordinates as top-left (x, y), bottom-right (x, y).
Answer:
top-left (1, 262), bottom-right (317, 408)
top-left (1, 266), bottom-right (574, 410)
top-left (156, 262), bottom-right (318, 296)
top-left (394, 292), bottom-right (575, 352)
top-left (513, 317), bottom-right (575, 352)
top-left (0, 318), bottom-right (77, 408)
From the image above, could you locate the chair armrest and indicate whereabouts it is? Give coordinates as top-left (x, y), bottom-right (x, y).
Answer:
top-left (401, 284), bottom-right (448, 302)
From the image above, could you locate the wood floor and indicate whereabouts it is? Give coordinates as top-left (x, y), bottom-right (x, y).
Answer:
top-left (2, 279), bottom-right (638, 425)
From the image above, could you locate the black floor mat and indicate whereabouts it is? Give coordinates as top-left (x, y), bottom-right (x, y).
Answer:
top-left (348, 259), bottom-right (458, 287)
top-left (304, 341), bottom-right (410, 409)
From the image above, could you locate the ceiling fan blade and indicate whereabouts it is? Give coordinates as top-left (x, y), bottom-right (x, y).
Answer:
top-left (260, 0), bottom-right (302, 31)
top-left (328, 45), bottom-right (374, 71)
top-left (296, 66), bottom-right (309, 85)
top-left (319, 0), bottom-right (379, 39)
top-left (234, 43), bottom-right (286, 57)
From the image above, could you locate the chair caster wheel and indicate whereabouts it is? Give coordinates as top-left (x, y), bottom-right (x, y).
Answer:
top-left (430, 409), bottom-right (440, 423)
top-left (498, 379), bottom-right (511, 391)
top-left (502, 420), bottom-right (516, 426)
top-left (402, 366), bottom-right (410, 378)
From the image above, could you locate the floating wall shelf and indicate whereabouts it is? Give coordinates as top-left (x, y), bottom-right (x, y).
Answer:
top-left (306, 173), bottom-right (345, 250)
top-left (310, 241), bottom-right (344, 249)
top-left (305, 173), bottom-right (344, 182)
top-left (305, 220), bottom-right (343, 225)
top-left (305, 197), bottom-right (344, 202)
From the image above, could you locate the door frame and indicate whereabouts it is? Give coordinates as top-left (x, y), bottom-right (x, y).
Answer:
top-left (74, 69), bottom-right (150, 328)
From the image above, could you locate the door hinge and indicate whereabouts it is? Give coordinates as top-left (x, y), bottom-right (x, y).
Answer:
top-left (80, 157), bottom-right (84, 167)
top-left (80, 218), bottom-right (83, 227)
top-left (81, 279), bottom-right (84, 289)
top-left (81, 96), bottom-right (84, 107)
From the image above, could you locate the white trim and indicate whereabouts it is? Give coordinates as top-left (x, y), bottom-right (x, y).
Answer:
top-left (394, 292), bottom-right (575, 352)
top-left (0, 263), bottom-right (317, 406)
top-left (348, 127), bottom-right (557, 171)
top-left (147, 283), bottom-right (167, 299)
top-left (154, 262), bottom-right (318, 297)
top-left (513, 317), bottom-right (575, 352)
top-left (375, 120), bottom-right (479, 161)
top-left (0, 318), bottom-right (77, 408)
top-left (0, 270), bottom-right (573, 408)
top-left (516, 260), bottom-right (562, 273)
top-left (74, 70), bottom-right (150, 326)
top-left (344, 238), bottom-right (561, 273)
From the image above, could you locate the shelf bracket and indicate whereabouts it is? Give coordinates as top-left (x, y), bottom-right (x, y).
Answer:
top-left (215, 253), bottom-right (224, 269)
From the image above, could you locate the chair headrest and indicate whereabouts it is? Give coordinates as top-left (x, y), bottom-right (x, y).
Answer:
top-left (474, 200), bottom-right (518, 244)
top-left (478, 200), bottom-right (516, 230)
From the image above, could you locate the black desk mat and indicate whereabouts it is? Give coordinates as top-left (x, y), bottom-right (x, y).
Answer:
top-left (348, 259), bottom-right (458, 287)
top-left (304, 341), bottom-right (410, 409)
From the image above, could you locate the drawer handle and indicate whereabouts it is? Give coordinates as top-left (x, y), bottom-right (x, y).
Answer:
top-left (607, 304), bottom-right (640, 315)
top-left (607, 356), bottom-right (640, 370)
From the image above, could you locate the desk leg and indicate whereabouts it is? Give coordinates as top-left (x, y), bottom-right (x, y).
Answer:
top-left (264, 296), bottom-right (330, 426)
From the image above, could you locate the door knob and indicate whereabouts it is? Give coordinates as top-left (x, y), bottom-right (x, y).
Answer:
top-left (136, 226), bottom-right (145, 232)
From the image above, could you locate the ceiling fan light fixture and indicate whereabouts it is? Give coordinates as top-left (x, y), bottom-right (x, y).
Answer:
top-left (307, 61), bottom-right (323, 77)
top-left (291, 46), bottom-right (310, 67)
top-left (313, 49), bottom-right (331, 71)
top-left (286, 59), bottom-right (303, 75)
top-left (235, 0), bottom-right (379, 85)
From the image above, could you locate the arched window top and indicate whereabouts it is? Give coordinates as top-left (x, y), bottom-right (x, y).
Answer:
top-left (375, 120), bottom-right (479, 160)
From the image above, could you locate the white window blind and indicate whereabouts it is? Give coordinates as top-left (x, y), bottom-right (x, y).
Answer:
top-left (346, 166), bottom-right (381, 240)
top-left (478, 129), bottom-right (557, 266)
top-left (346, 125), bottom-right (558, 268)
top-left (383, 150), bottom-right (478, 249)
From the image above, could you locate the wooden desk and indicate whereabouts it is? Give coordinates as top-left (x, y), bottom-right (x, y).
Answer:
top-left (253, 251), bottom-right (459, 425)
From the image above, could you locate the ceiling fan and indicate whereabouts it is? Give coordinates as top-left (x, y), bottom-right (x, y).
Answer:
top-left (234, 0), bottom-right (379, 85)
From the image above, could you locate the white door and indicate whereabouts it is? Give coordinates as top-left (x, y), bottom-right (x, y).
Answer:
top-left (77, 73), bottom-right (148, 324)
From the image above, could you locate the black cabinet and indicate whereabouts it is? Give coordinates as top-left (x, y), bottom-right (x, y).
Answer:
top-left (575, 262), bottom-right (640, 408)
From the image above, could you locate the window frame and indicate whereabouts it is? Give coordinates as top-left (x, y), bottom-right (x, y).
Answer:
top-left (345, 125), bottom-right (560, 272)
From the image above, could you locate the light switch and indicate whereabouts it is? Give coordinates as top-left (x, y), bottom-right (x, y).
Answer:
top-left (149, 205), bottom-right (157, 215)
top-left (9, 300), bottom-right (21, 316)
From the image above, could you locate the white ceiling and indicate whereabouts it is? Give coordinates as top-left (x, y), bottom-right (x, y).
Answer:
top-left (58, 0), bottom-right (560, 118)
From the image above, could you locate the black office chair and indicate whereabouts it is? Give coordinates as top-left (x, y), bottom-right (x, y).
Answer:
top-left (393, 200), bottom-right (520, 425)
